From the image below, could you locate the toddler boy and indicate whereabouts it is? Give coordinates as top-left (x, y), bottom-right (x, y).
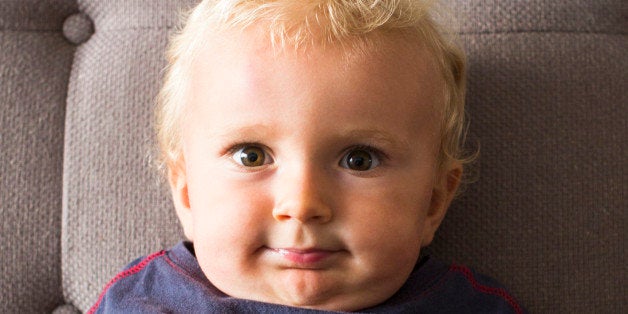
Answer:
top-left (90, 0), bottom-right (524, 312)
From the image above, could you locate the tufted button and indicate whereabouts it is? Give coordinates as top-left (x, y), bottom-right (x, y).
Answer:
top-left (52, 304), bottom-right (81, 314)
top-left (63, 13), bottom-right (94, 45)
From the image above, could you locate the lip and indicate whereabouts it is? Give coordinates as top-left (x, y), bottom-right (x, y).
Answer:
top-left (270, 247), bottom-right (338, 266)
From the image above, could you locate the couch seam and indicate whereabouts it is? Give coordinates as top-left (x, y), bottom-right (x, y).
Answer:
top-left (104, 28), bottom-right (628, 35)
top-left (2, 27), bottom-right (625, 36)
top-left (458, 30), bottom-right (627, 36)
top-left (0, 29), bottom-right (61, 32)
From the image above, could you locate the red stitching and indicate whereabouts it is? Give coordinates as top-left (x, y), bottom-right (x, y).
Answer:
top-left (450, 264), bottom-right (523, 314)
top-left (87, 251), bottom-right (166, 314)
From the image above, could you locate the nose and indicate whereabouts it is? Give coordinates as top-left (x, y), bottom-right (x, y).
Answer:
top-left (272, 163), bottom-right (333, 224)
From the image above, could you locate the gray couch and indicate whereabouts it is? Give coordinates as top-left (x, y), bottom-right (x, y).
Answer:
top-left (1, 0), bottom-right (625, 313)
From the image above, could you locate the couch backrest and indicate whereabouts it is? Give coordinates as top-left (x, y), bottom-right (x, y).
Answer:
top-left (0, 1), bottom-right (77, 313)
top-left (1, 0), bottom-right (626, 313)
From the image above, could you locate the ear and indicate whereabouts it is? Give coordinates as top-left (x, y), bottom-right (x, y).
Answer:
top-left (421, 161), bottom-right (463, 247)
top-left (168, 160), bottom-right (194, 241)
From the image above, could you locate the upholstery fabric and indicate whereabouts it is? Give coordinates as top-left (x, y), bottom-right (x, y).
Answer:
top-left (428, 3), bottom-right (627, 312)
top-left (0, 1), bottom-right (77, 313)
top-left (61, 1), bottom-right (197, 310)
top-left (0, 0), bottom-right (626, 313)
top-left (426, 33), bottom-right (627, 312)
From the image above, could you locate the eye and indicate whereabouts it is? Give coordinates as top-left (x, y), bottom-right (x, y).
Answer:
top-left (231, 145), bottom-right (272, 167)
top-left (339, 147), bottom-right (381, 171)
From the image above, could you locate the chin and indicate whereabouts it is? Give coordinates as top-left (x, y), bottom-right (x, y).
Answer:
top-left (263, 289), bottom-right (386, 312)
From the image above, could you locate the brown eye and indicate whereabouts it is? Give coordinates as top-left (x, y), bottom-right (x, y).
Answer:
top-left (341, 149), bottom-right (379, 171)
top-left (233, 146), bottom-right (267, 167)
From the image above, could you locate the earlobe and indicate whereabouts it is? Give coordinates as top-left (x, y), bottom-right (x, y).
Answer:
top-left (422, 162), bottom-right (463, 247)
top-left (168, 161), bottom-right (194, 241)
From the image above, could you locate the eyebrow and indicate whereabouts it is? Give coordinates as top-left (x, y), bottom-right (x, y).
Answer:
top-left (209, 125), bottom-right (408, 149)
top-left (339, 129), bottom-right (409, 149)
top-left (208, 124), bottom-right (275, 141)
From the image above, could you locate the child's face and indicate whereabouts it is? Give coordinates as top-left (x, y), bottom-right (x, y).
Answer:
top-left (169, 29), bottom-right (460, 311)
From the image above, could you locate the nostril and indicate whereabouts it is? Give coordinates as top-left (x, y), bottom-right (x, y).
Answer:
top-left (311, 214), bottom-right (327, 222)
top-left (272, 186), bottom-right (333, 223)
top-left (273, 213), bottom-right (291, 221)
top-left (272, 206), bottom-right (332, 224)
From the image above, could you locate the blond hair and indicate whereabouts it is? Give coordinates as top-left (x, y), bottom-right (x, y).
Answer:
top-left (156, 0), bottom-right (470, 174)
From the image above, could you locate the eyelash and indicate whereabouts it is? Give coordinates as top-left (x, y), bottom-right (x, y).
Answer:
top-left (346, 144), bottom-right (384, 157)
top-left (226, 141), bottom-right (272, 160)
top-left (340, 144), bottom-right (386, 168)
top-left (224, 143), bottom-right (387, 168)
top-left (225, 141), bottom-right (265, 154)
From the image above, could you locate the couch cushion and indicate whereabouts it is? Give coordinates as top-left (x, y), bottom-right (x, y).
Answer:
top-left (61, 0), bottom-right (199, 311)
top-left (60, 0), bottom-right (627, 312)
top-left (0, 0), bottom-right (77, 313)
top-left (427, 32), bottom-right (627, 313)
top-left (426, 1), bottom-right (627, 312)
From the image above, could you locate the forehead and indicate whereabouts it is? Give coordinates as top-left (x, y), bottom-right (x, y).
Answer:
top-left (192, 26), bottom-right (441, 84)
top-left (185, 26), bottom-right (445, 142)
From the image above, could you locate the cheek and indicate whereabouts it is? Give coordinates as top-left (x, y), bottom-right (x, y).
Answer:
top-left (187, 173), bottom-right (274, 282)
top-left (339, 173), bottom-right (434, 263)
top-left (342, 172), bottom-right (434, 231)
top-left (186, 168), bottom-right (273, 250)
